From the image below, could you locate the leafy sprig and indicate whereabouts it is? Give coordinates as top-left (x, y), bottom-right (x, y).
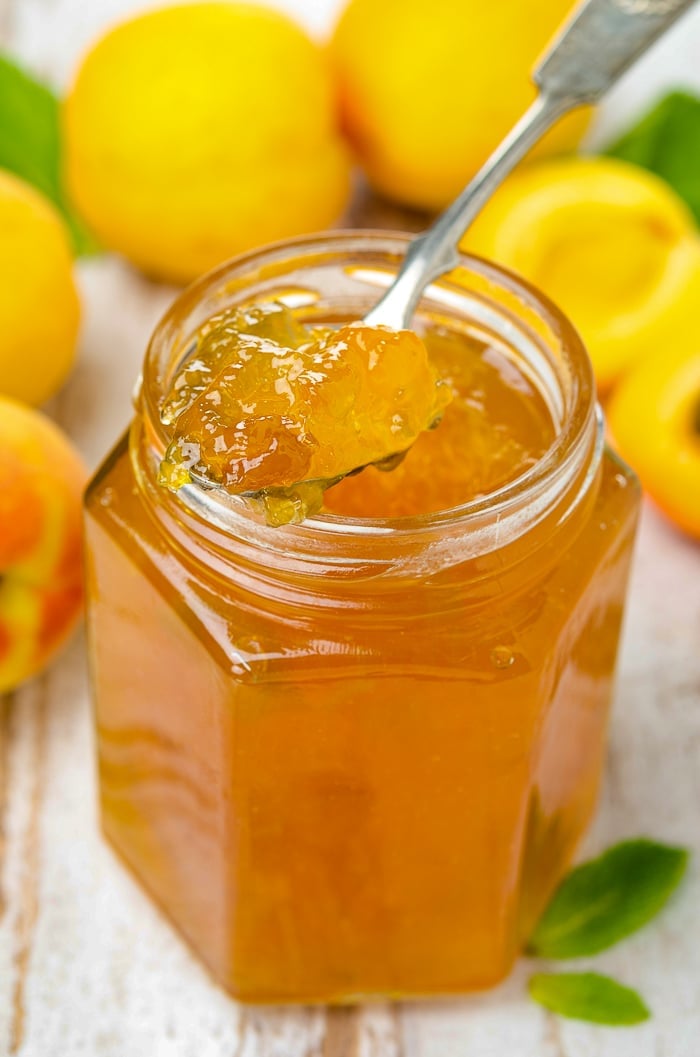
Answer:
top-left (0, 52), bottom-right (96, 254)
top-left (528, 839), bottom-right (688, 1026)
top-left (605, 90), bottom-right (700, 223)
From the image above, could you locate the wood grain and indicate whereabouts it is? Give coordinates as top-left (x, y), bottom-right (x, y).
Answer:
top-left (8, 684), bottom-right (48, 1055)
top-left (323, 1009), bottom-right (360, 1057)
top-left (0, 698), bottom-right (11, 925)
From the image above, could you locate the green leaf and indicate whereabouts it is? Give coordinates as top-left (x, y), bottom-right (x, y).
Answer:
top-left (529, 972), bottom-right (650, 1026)
top-left (528, 839), bottom-right (688, 958)
top-left (605, 90), bottom-right (700, 223)
top-left (0, 51), bottom-right (97, 255)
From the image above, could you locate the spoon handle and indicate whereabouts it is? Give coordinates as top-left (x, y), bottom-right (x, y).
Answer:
top-left (364, 0), bottom-right (697, 331)
top-left (536, 0), bottom-right (697, 103)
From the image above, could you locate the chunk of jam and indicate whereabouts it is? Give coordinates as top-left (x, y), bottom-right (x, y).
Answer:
top-left (159, 303), bottom-right (452, 525)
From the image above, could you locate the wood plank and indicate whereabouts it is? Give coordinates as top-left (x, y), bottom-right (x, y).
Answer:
top-left (0, 684), bottom-right (49, 1056)
top-left (0, 694), bottom-right (16, 1056)
top-left (7, 683), bottom-right (47, 1055)
top-left (323, 1009), bottom-right (360, 1057)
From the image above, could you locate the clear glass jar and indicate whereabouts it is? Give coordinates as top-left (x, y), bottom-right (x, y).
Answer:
top-left (84, 233), bottom-right (640, 1003)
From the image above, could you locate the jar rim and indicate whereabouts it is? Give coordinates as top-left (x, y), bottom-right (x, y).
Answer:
top-left (140, 231), bottom-right (599, 550)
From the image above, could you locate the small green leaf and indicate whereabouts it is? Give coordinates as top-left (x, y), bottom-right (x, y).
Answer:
top-left (528, 839), bottom-right (688, 958)
top-left (605, 90), bottom-right (700, 223)
top-left (0, 51), bottom-right (97, 255)
top-left (529, 972), bottom-right (650, 1026)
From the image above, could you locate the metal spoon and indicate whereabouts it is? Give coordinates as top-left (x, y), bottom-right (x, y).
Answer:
top-left (364, 0), bottom-right (697, 332)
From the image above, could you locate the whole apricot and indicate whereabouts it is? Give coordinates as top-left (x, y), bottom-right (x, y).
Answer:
top-left (64, 3), bottom-right (351, 284)
top-left (330, 0), bottom-right (589, 211)
top-left (0, 397), bottom-right (87, 692)
top-left (0, 171), bottom-right (80, 406)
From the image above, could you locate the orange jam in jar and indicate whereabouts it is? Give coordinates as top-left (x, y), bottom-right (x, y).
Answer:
top-left (84, 234), bottom-right (640, 1003)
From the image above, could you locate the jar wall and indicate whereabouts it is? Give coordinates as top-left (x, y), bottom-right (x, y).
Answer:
top-left (85, 431), bottom-right (639, 1002)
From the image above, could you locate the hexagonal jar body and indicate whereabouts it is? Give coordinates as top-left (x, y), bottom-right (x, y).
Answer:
top-left (84, 234), bottom-right (640, 1003)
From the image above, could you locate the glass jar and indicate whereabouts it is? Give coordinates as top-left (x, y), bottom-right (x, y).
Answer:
top-left (84, 233), bottom-right (640, 1003)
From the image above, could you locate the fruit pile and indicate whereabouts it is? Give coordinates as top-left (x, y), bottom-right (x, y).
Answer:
top-left (1, 0), bottom-right (699, 691)
top-left (463, 154), bottom-right (700, 539)
top-left (0, 172), bottom-right (85, 694)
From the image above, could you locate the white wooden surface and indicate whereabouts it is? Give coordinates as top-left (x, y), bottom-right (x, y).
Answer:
top-left (1, 2), bottom-right (700, 1054)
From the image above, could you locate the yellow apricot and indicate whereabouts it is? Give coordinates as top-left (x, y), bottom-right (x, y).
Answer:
top-left (64, 3), bottom-right (351, 284)
top-left (0, 171), bottom-right (80, 406)
top-left (330, 0), bottom-right (590, 211)
top-left (463, 157), bottom-right (700, 392)
top-left (608, 346), bottom-right (700, 540)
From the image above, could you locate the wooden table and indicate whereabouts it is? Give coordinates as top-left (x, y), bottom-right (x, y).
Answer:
top-left (2, 2), bottom-right (700, 1053)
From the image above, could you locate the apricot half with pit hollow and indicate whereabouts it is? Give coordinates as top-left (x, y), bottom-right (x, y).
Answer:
top-left (608, 346), bottom-right (700, 540)
top-left (463, 157), bottom-right (700, 393)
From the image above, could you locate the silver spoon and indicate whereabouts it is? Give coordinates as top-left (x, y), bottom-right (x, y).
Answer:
top-left (364, 0), bottom-right (697, 331)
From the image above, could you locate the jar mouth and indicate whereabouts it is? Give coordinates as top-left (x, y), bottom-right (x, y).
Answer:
top-left (140, 231), bottom-right (599, 546)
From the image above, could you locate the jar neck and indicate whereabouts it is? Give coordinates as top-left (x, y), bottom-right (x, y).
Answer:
top-left (133, 232), bottom-right (601, 594)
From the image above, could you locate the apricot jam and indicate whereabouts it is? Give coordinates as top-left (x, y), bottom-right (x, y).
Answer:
top-left (84, 235), bottom-right (640, 1003)
top-left (159, 303), bottom-right (451, 525)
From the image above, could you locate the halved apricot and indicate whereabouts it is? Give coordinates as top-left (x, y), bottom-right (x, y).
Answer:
top-left (463, 157), bottom-right (700, 393)
top-left (608, 346), bottom-right (700, 539)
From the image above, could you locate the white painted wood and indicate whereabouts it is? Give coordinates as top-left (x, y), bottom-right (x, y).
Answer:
top-left (1, 2), bottom-right (699, 1054)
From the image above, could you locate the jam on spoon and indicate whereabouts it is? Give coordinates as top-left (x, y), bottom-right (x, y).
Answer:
top-left (158, 302), bottom-right (452, 525)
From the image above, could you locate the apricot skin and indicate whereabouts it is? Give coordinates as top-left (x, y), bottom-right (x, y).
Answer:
top-left (0, 397), bottom-right (87, 692)
top-left (608, 348), bottom-right (700, 540)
